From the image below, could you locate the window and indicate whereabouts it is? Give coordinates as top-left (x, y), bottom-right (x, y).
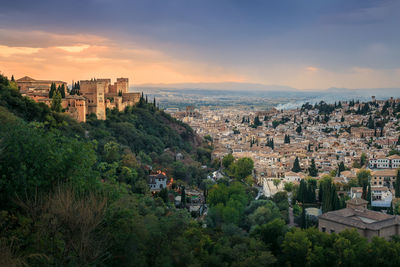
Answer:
top-left (322, 227), bottom-right (326, 232)
top-left (330, 229), bottom-right (335, 233)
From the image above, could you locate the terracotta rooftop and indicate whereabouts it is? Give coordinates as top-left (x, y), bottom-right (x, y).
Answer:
top-left (319, 207), bottom-right (399, 230)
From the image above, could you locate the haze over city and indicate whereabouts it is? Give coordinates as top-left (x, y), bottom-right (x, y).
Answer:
top-left (1, 0), bottom-right (400, 89)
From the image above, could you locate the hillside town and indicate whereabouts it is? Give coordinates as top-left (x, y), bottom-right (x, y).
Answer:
top-left (168, 97), bottom-right (400, 238)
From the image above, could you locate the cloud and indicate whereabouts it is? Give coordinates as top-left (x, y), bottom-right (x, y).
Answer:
top-left (56, 45), bottom-right (90, 53)
top-left (306, 66), bottom-right (319, 73)
top-left (0, 45), bottom-right (41, 57)
top-left (0, 29), bottom-right (107, 48)
top-left (0, 29), bottom-right (245, 85)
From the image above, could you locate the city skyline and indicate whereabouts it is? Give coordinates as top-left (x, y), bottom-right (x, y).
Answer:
top-left (1, 0), bottom-right (400, 89)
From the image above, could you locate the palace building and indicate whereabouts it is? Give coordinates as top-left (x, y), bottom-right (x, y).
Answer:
top-left (16, 76), bottom-right (140, 122)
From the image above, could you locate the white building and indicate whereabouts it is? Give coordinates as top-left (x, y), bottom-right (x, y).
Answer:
top-left (148, 173), bottom-right (168, 191)
top-left (369, 155), bottom-right (400, 169)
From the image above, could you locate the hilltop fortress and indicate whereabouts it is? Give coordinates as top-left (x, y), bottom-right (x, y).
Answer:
top-left (16, 76), bottom-right (140, 122)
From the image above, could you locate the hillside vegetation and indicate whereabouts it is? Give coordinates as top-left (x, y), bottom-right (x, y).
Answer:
top-left (2, 74), bottom-right (400, 266)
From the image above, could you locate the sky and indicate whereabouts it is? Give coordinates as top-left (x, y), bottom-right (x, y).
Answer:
top-left (0, 0), bottom-right (400, 89)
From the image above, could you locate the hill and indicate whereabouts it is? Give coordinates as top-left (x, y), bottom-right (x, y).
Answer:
top-left (2, 74), bottom-right (400, 266)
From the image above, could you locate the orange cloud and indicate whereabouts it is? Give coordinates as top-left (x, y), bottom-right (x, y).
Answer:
top-left (305, 66), bottom-right (318, 73)
top-left (0, 29), bottom-right (245, 85)
top-left (0, 45), bottom-right (41, 57)
top-left (56, 45), bottom-right (90, 53)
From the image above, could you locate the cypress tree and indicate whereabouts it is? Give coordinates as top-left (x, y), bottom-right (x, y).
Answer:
top-left (51, 90), bottom-right (62, 112)
top-left (338, 161), bottom-right (345, 176)
top-left (388, 202), bottom-right (394, 215)
top-left (59, 84), bottom-right (66, 98)
top-left (49, 82), bottom-right (56, 98)
top-left (296, 125), bottom-right (302, 134)
top-left (367, 183), bottom-right (371, 207)
top-left (181, 186), bottom-right (186, 208)
top-left (367, 115), bottom-right (374, 129)
top-left (395, 169), bottom-right (400, 198)
top-left (298, 179), bottom-right (307, 203)
top-left (308, 159), bottom-right (318, 177)
top-left (300, 206), bottom-right (306, 229)
top-left (292, 157), bottom-right (301, 173)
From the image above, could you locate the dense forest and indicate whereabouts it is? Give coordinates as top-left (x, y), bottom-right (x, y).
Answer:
top-left (2, 74), bottom-right (400, 266)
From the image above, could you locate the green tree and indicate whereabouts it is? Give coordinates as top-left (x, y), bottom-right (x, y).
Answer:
top-left (254, 116), bottom-right (262, 127)
top-left (395, 169), bottom-right (400, 198)
top-left (338, 161), bottom-right (345, 176)
top-left (308, 159), bottom-right (318, 177)
top-left (367, 115), bottom-right (375, 129)
top-left (319, 176), bottom-right (339, 213)
top-left (51, 90), bottom-right (62, 112)
top-left (104, 141), bottom-right (121, 163)
top-left (273, 179), bottom-right (281, 190)
top-left (181, 185), bottom-right (186, 208)
top-left (360, 152), bottom-right (367, 167)
top-left (367, 183), bottom-right (371, 207)
top-left (49, 82), bottom-right (56, 98)
top-left (282, 229), bottom-right (311, 267)
top-left (296, 125), bottom-right (302, 134)
top-left (297, 180), bottom-right (307, 203)
top-left (222, 153), bottom-right (235, 169)
top-left (284, 134), bottom-right (290, 144)
top-left (292, 157), bottom-right (301, 173)
top-left (232, 157), bottom-right (254, 180)
top-left (284, 182), bottom-right (294, 192)
top-left (357, 169), bottom-right (371, 200)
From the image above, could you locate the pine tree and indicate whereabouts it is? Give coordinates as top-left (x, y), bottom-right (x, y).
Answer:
top-left (338, 161), bottom-right (345, 176)
top-left (296, 125), bottom-right (302, 134)
top-left (49, 82), bottom-right (56, 98)
top-left (59, 84), bottom-right (66, 98)
top-left (181, 186), bottom-right (186, 208)
top-left (367, 183), bottom-right (371, 207)
top-left (360, 153), bottom-right (367, 167)
top-left (292, 157), bottom-right (301, 173)
top-left (11, 75), bottom-right (15, 82)
top-left (388, 202), bottom-right (394, 215)
top-left (138, 92), bottom-right (145, 107)
top-left (306, 179), bottom-right (317, 203)
top-left (308, 159), bottom-right (318, 177)
top-left (298, 179), bottom-right (307, 203)
top-left (51, 90), bottom-right (62, 112)
top-left (300, 206), bottom-right (306, 229)
top-left (367, 115), bottom-right (374, 129)
top-left (254, 116), bottom-right (262, 127)
top-left (395, 169), bottom-right (400, 198)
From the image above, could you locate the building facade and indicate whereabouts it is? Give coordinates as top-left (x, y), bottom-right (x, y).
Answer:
top-left (17, 76), bottom-right (141, 122)
top-left (319, 198), bottom-right (400, 240)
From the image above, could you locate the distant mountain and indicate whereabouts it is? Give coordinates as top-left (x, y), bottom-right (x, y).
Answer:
top-left (136, 82), bottom-right (297, 92)
top-left (135, 82), bottom-right (400, 98)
